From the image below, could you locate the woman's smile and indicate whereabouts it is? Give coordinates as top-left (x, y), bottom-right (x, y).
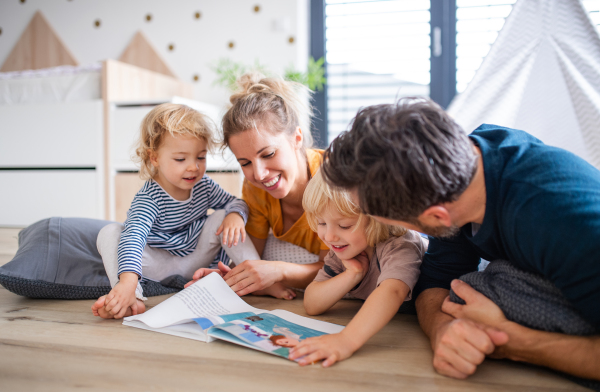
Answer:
top-left (262, 174), bottom-right (281, 189)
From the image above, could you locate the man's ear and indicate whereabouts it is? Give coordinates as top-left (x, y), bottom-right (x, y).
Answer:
top-left (419, 205), bottom-right (452, 227)
top-left (148, 149), bottom-right (159, 167)
top-left (294, 127), bottom-right (303, 149)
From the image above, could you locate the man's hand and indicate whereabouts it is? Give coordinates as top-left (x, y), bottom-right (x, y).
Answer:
top-left (431, 317), bottom-right (509, 378)
top-left (442, 279), bottom-right (508, 327)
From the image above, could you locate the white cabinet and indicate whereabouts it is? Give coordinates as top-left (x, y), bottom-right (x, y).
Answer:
top-left (0, 170), bottom-right (102, 226)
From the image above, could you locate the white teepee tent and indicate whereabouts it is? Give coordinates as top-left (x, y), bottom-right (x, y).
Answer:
top-left (447, 0), bottom-right (600, 168)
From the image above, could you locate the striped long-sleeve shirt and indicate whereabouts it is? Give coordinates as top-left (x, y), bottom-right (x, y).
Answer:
top-left (117, 176), bottom-right (248, 278)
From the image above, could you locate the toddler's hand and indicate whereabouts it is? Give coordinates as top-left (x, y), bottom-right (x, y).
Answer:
top-left (184, 261), bottom-right (231, 288)
top-left (341, 251), bottom-right (370, 279)
top-left (216, 213), bottom-right (246, 248)
top-left (288, 332), bottom-right (358, 367)
top-left (104, 272), bottom-right (139, 319)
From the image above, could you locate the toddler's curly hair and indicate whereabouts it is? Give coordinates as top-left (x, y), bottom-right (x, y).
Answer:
top-left (134, 103), bottom-right (217, 180)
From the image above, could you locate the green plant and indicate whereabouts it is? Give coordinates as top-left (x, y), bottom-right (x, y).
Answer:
top-left (211, 57), bottom-right (326, 92)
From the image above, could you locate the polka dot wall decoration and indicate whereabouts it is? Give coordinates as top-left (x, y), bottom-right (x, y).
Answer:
top-left (0, 28), bottom-right (2, 36)
top-left (168, 43), bottom-right (175, 51)
top-left (94, 19), bottom-right (101, 28)
top-left (288, 36), bottom-right (295, 44)
top-left (193, 74), bottom-right (200, 82)
top-left (228, 41), bottom-right (235, 49)
top-left (20, 0), bottom-right (26, 4)
top-left (146, 14), bottom-right (152, 22)
top-left (195, 12), bottom-right (201, 20)
top-left (254, 5), bottom-right (260, 13)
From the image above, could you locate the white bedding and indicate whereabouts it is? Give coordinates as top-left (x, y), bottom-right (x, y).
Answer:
top-left (0, 63), bottom-right (102, 104)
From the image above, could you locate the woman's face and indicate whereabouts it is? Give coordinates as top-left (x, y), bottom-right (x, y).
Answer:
top-left (229, 127), bottom-right (305, 200)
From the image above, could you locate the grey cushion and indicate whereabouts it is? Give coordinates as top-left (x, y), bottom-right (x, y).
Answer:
top-left (0, 217), bottom-right (183, 299)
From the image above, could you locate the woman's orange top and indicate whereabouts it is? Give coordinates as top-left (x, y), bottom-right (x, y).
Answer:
top-left (242, 149), bottom-right (329, 255)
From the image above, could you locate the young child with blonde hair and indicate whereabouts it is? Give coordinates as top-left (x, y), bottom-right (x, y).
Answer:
top-left (92, 103), bottom-right (261, 319)
top-left (288, 169), bottom-right (429, 366)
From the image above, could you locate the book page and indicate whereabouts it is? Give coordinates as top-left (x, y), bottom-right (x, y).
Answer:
top-left (207, 312), bottom-right (342, 360)
top-left (123, 273), bottom-right (258, 329)
top-left (265, 309), bottom-right (345, 334)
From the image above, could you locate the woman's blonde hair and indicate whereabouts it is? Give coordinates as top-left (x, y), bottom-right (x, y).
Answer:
top-left (134, 103), bottom-right (217, 180)
top-left (222, 72), bottom-right (313, 148)
top-left (303, 170), bottom-right (406, 247)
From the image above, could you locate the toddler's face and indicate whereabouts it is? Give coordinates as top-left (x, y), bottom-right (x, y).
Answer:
top-left (316, 207), bottom-right (370, 260)
top-left (151, 133), bottom-right (207, 200)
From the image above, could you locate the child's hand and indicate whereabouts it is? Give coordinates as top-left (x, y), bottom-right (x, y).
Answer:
top-left (341, 251), bottom-right (370, 279)
top-left (104, 272), bottom-right (139, 319)
top-left (216, 212), bottom-right (246, 248)
top-left (288, 332), bottom-right (359, 367)
top-left (184, 261), bottom-right (232, 288)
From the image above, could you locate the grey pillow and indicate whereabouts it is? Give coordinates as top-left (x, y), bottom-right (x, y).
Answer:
top-left (0, 217), bottom-right (183, 299)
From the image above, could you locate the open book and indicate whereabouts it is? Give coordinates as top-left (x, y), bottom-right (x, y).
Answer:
top-left (123, 273), bottom-right (344, 359)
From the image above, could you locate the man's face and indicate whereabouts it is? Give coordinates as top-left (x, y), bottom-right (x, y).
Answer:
top-left (371, 215), bottom-right (460, 238)
top-left (350, 188), bottom-right (459, 238)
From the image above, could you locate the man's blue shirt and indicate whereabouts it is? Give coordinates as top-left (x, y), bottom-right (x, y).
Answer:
top-left (415, 124), bottom-right (600, 328)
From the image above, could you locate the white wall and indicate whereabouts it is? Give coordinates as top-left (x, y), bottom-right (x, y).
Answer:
top-left (0, 0), bottom-right (309, 107)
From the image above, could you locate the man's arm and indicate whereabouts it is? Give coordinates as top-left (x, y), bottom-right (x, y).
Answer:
top-left (443, 280), bottom-right (600, 380)
top-left (415, 287), bottom-right (509, 379)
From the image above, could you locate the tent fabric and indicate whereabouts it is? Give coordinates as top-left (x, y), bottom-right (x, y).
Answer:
top-left (447, 0), bottom-right (600, 169)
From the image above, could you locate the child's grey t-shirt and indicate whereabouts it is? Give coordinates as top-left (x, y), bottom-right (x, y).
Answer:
top-left (313, 230), bottom-right (428, 301)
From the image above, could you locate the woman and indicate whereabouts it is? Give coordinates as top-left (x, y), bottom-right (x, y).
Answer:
top-left (191, 73), bottom-right (328, 298)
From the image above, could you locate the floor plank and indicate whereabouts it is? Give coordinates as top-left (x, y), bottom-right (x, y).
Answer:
top-left (0, 228), bottom-right (590, 391)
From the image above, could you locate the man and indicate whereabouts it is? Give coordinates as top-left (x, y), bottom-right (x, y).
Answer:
top-left (321, 98), bottom-right (600, 381)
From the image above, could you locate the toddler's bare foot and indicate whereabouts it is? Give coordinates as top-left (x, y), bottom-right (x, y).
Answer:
top-left (253, 283), bottom-right (296, 300)
top-left (91, 296), bottom-right (146, 319)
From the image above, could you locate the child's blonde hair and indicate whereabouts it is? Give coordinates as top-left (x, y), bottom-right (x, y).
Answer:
top-left (222, 72), bottom-right (313, 148)
top-left (303, 170), bottom-right (406, 247)
top-left (134, 103), bottom-right (217, 180)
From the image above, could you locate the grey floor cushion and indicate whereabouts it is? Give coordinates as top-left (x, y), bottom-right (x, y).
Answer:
top-left (0, 217), bottom-right (183, 299)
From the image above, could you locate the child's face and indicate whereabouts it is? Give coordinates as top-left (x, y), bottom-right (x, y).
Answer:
top-left (274, 337), bottom-right (299, 348)
top-left (316, 207), bottom-right (370, 260)
top-left (150, 133), bottom-right (207, 200)
top-left (228, 127), bottom-right (305, 201)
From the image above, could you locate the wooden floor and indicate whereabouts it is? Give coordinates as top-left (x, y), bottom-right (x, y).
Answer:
top-left (0, 228), bottom-right (589, 391)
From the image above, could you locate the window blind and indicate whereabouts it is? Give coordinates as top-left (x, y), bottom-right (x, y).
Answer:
top-left (325, 0), bottom-right (431, 141)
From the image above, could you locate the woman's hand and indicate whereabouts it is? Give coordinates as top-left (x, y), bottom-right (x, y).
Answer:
top-left (216, 212), bottom-right (246, 248)
top-left (223, 260), bottom-right (284, 296)
top-left (184, 261), bottom-right (231, 288)
top-left (288, 332), bottom-right (358, 367)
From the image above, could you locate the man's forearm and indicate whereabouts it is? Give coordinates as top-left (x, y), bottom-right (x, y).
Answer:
top-left (420, 287), bottom-right (600, 380)
top-left (415, 288), bottom-right (454, 343)
top-left (500, 321), bottom-right (600, 380)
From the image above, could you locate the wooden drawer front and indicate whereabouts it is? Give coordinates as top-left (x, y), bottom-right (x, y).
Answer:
top-left (0, 170), bottom-right (102, 227)
top-left (0, 101), bottom-right (103, 168)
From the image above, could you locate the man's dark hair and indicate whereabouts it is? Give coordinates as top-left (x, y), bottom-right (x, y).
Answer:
top-left (322, 97), bottom-right (477, 221)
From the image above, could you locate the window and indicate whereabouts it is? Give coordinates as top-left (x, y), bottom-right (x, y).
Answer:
top-left (313, 0), bottom-right (600, 145)
top-left (582, 0), bottom-right (600, 32)
top-left (456, 0), bottom-right (516, 93)
top-left (325, 0), bottom-right (431, 141)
